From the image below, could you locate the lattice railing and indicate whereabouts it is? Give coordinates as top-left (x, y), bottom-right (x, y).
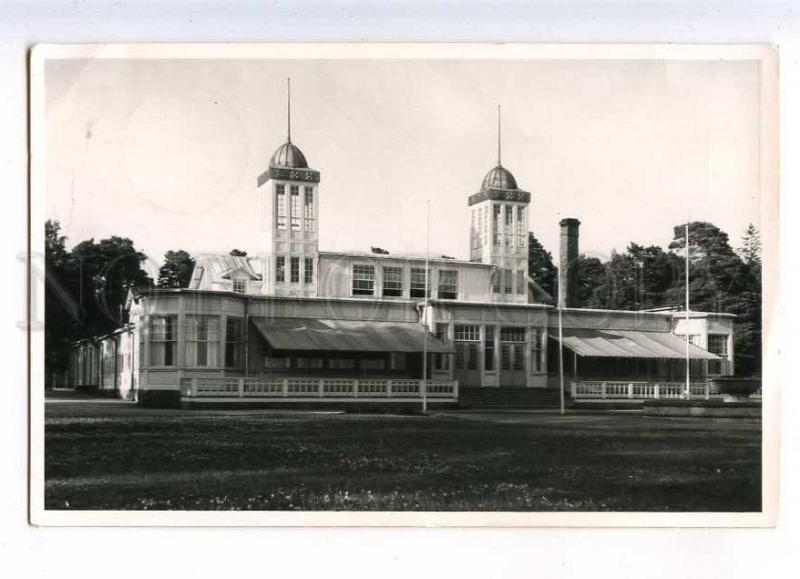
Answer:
top-left (180, 376), bottom-right (458, 400)
top-left (571, 380), bottom-right (718, 400)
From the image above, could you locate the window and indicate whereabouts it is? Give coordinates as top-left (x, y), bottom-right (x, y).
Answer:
top-left (304, 258), bottom-right (314, 285)
top-left (433, 323), bottom-right (450, 371)
top-left (530, 328), bottom-right (543, 373)
top-left (290, 185), bottom-right (300, 230)
top-left (352, 264), bottom-right (375, 295)
top-left (382, 266), bottom-right (404, 297)
top-left (150, 316), bottom-right (176, 366)
top-left (275, 184), bottom-right (287, 230)
top-left (471, 210), bottom-right (477, 249)
top-left (454, 324), bottom-right (479, 370)
top-left (303, 186), bottom-right (315, 231)
top-left (391, 353), bottom-right (407, 371)
top-left (454, 324), bottom-right (480, 341)
top-left (501, 327), bottom-right (525, 371)
top-left (500, 327), bottom-right (525, 342)
top-left (264, 356), bottom-right (290, 369)
top-left (276, 256), bottom-right (285, 282)
top-left (493, 205), bottom-right (501, 245)
top-left (504, 204), bottom-right (513, 231)
top-left (516, 206), bottom-right (525, 235)
top-left (437, 270), bottom-right (458, 299)
top-left (296, 357), bottom-right (324, 370)
top-left (482, 206), bottom-right (489, 243)
top-left (410, 267), bottom-right (431, 298)
top-left (492, 269), bottom-right (501, 294)
top-left (361, 358), bottom-right (386, 371)
top-left (504, 268), bottom-right (513, 294)
top-left (225, 318), bottom-right (243, 368)
top-left (516, 269), bottom-right (526, 295)
top-left (185, 316), bottom-right (219, 367)
top-left (708, 334), bottom-right (728, 356)
top-left (329, 358), bottom-right (356, 370)
top-left (707, 334), bottom-right (729, 375)
top-left (484, 326), bottom-right (495, 371)
top-left (290, 257), bottom-right (300, 283)
top-left (473, 209), bottom-right (482, 250)
top-left (232, 279), bottom-right (246, 294)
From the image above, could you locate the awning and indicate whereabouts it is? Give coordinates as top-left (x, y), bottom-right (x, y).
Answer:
top-left (251, 317), bottom-right (455, 354)
top-left (553, 328), bottom-right (720, 360)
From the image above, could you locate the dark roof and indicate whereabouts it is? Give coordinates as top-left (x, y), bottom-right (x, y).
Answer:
top-left (252, 317), bottom-right (454, 353)
top-left (481, 165), bottom-right (518, 191)
top-left (554, 328), bottom-right (720, 360)
top-left (270, 141), bottom-right (309, 169)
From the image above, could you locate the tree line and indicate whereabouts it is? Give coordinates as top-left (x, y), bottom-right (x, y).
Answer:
top-left (44, 218), bottom-right (762, 382)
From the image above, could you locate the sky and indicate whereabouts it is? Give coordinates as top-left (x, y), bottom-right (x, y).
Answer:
top-left (44, 56), bottom-right (762, 274)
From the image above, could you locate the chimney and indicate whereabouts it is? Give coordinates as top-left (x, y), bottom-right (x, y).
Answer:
top-left (558, 218), bottom-right (581, 308)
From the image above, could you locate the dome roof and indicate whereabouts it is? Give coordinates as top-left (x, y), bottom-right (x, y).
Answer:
top-left (481, 165), bottom-right (518, 191)
top-left (270, 141), bottom-right (309, 169)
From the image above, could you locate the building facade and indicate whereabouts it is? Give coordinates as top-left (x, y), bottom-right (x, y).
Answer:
top-left (67, 95), bottom-right (735, 405)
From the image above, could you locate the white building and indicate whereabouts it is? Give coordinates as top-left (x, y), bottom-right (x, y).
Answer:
top-left (68, 92), bottom-right (734, 407)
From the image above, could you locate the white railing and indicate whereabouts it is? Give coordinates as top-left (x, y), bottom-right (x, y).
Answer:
top-left (571, 380), bottom-right (718, 400)
top-left (180, 376), bottom-right (459, 401)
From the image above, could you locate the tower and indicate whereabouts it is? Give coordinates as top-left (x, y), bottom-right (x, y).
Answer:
top-left (257, 79), bottom-right (320, 297)
top-left (468, 106), bottom-right (530, 301)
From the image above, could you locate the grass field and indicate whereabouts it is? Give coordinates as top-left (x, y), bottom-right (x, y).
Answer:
top-left (44, 396), bottom-right (762, 511)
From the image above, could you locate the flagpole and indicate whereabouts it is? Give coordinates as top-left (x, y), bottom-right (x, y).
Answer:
top-left (684, 222), bottom-right (690, 399)
top-left (558, 304), bottom-right (565, 415)
top-left (422, 200), bottom-right (430, 414)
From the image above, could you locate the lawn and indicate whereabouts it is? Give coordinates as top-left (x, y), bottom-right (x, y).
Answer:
top-left (44, 397), bottom-right (762, 511)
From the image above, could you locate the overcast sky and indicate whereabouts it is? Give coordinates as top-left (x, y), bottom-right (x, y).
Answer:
top-left (45, 56), bottom-right (762, 273)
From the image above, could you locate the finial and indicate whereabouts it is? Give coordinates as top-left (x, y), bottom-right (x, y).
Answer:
top-left (497, 104), bottom-right (502, 167)
top-left (287, 77), bottom-right (291, 143)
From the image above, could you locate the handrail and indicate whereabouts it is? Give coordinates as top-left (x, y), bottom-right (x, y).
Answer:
top-left (570, 380), bottom-right (717, 400)
top-left (180, 376), bottom-right (459, 400)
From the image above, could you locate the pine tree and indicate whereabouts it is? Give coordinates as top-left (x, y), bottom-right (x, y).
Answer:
top-left (527, 232), bottom-right (557, 303)
top-left (158, 250), bottom-right (196, 288)
top-left (739, 223), bottom-right (761, 266)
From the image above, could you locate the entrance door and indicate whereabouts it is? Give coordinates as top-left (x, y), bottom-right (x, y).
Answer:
top-left (499, 333), bottom-right (527, 387)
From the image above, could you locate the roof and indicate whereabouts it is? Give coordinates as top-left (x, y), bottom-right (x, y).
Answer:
top-left (188, 254), bottom-right (263, 289)
top-left (554, 328), bottom-right (719, 360)
top-left (251, 317), bottom-right (454, 353)
top-left (318, 250), bottom-right (493, 268)
top-left (481, 165), bottom-right (518, 191)
top-left (270, 141), bottom-right (308, 169)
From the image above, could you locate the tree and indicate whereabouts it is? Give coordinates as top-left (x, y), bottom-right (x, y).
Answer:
top-left (44, 223), bottom-right (155, 383)
top-left (44, 220), bottom-right (81, 383)
top-left (587, 244), bottom-right (678, 310)
top-left (739, 223), bottom-right (761, 266)
top-left (528, 232), bottom-right (557, 303)
top-left (158, 250), bottom-right (195, 288)
top-left (229, 249), bottom-right (247, 257)
top-left (575, 255), bottom-right (605, 308)
top-left (666, 221), bottom-right (751, 314)
top-left (370, 246), bottom-right (390, 255)
top-left (667, 221), bottom-right (761, 376)
top-left (71, 236), bottom-right (153, 337)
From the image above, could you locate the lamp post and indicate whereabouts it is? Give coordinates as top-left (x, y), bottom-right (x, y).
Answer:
top-left (684, 223), bottom-right (691, 399)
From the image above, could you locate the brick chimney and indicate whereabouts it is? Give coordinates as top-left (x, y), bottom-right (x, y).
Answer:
top-left (558, 218), bottom-right (581, 308)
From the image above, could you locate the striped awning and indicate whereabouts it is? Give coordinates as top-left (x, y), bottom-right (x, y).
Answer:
top-left (554, 328), bottom-right (720, 360)
top-left (251, 317), bottom-right (455, 354)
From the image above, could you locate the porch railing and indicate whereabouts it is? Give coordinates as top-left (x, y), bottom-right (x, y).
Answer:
top-left (180, 377), bottom-right (459, 400)
top-left (571, 380), bottom-right (718, 400)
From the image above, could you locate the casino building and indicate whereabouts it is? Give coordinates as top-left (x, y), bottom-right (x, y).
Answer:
top-left (67, 92), bottom-right (735, 407)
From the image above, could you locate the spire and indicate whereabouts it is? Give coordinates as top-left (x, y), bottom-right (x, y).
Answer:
top-left (497, 104), bottom-right (502, 167)
top-left (286, 77), bottom-right (291, 143)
